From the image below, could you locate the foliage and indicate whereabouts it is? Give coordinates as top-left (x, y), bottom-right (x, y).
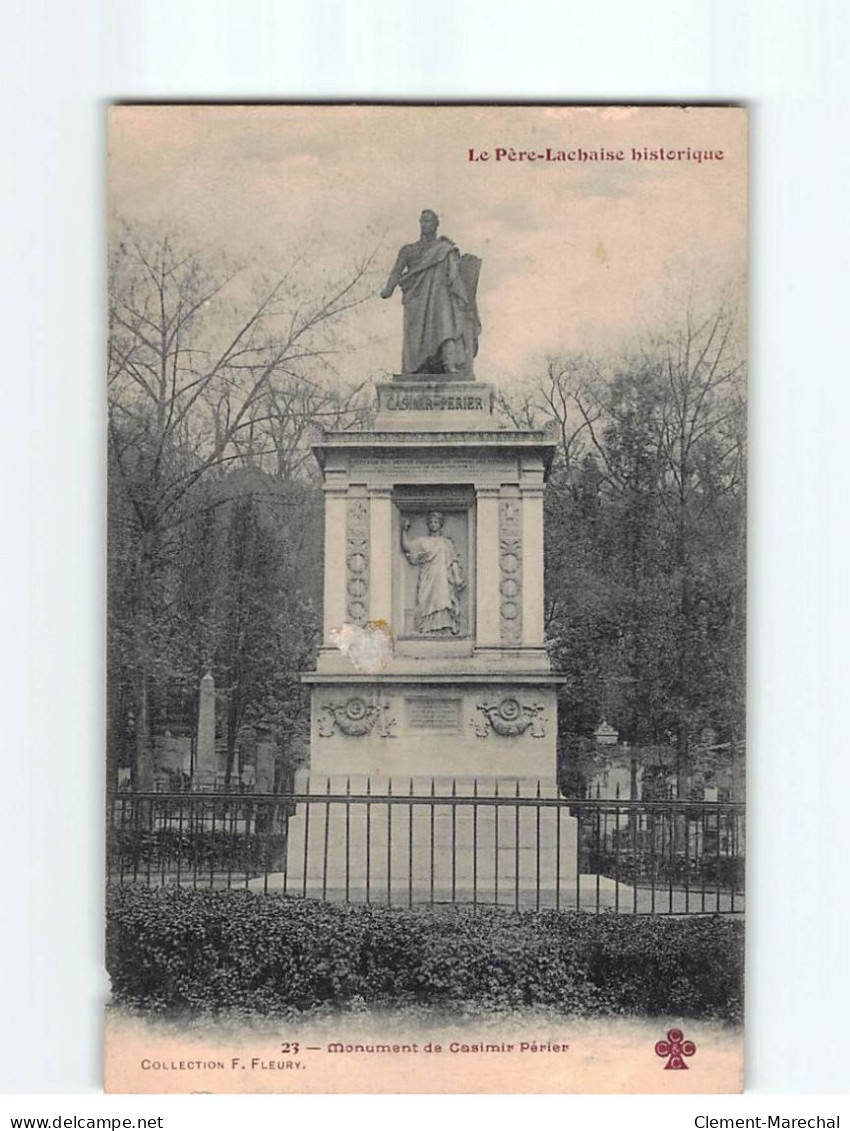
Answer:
top-left (107, 224), bottom-right (374, 787)
top-left (499, 298), bottom-right (746, 784)
top-left (109, 827), bottom-right (288, 876)
top-left (107, 887), bottom-right (744, 1022)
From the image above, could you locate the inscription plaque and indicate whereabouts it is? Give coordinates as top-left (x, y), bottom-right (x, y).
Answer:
top-left (406, 698), bottom-right (462, 732)
top-left (351, 455), bottom-right (517, 479)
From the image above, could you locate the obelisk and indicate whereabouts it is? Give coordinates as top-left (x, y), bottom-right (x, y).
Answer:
top-left (196, 671), bottom-right (217, 781)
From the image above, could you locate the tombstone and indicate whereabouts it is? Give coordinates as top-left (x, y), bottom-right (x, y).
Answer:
top-left (255, 737), bottom-right (277, 794)
top-left (594, 720), bottom-right (619, 746)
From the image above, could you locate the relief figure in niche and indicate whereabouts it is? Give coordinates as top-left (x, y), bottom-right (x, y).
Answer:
top-left (401, 511), bottom-right (466, 635)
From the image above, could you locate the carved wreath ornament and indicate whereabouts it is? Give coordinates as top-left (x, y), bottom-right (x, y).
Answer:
top-left (473, 697), bottom-right (546, 739)
top-left (318, 696), bottom-right (396, 738)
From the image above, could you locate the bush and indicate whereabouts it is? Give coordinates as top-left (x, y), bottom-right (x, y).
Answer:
top-left (106, 887), bottom-right (744, 1022)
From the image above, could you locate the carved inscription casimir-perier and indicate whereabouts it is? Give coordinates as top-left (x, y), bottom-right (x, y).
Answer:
top-left (499, 497), bottom-right (522, 644)
top-left (346, 497), bottom-right (370, 626)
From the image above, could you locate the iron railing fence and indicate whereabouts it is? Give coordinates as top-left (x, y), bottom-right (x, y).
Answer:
top-left (107, 787), bottom-right (744, 915)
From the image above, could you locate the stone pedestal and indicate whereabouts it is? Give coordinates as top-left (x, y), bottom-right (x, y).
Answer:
top-left (284, 774), bottom-right (576, 906)
top-left (374, 378), bottom-right (495, 432)
top-left (285, 373), bottom-right (575, 900)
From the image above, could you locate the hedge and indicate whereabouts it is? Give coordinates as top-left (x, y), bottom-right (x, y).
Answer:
top-left (106, 887), bottom-right (744, 1022)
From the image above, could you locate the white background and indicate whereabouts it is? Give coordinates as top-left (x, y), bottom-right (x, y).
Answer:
top-left (2, 0), bottom-right (848, 1119)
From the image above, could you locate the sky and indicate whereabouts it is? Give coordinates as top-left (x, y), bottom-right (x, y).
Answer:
top-left (108, 105), bottom-right (747, 386)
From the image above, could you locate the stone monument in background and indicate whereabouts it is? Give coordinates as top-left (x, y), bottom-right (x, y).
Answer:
top-left (195, 671), bottom-right (217, 782)
top-left (284, 213), bottom-right (576, 902)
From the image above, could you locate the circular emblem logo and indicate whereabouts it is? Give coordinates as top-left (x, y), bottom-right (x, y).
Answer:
top-left (499, 698), bottom-right (522, 721)
top-left (345, 697), bottom-right (369, 721)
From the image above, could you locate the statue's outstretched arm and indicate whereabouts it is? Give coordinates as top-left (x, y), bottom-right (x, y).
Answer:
top-left (400, 516), bottom-right (414, 557)
top-left (381, 246), bottom-right (408, 299)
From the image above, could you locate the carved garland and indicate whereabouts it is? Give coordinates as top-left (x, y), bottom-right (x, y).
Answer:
top-left (346, 497), bottom-right (370, 625)
top-left (499, 498), bottom-right (522, 644)
top-left (318, 696), bottom-right (397, 738)
top-left (473, 697), bottom-right (546, 739)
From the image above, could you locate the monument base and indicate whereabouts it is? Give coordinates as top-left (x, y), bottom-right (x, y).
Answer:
top-left (280, 774), bottom-right (578, 906)
top-left (297, 394), bottom-right (569, 906)
top-left (304, 674), bottom-right (561, 780)
top-left (373, 378), bottom-right (495, 431)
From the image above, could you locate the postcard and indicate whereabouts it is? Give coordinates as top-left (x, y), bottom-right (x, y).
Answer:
top-left (105, 104), bottom-right (746, 1093)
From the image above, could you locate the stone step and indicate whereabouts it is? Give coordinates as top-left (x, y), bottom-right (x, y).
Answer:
top-left (284, 801), bottom-right (578, 900)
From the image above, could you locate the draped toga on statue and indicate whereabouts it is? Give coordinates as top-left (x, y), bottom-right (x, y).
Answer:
top-left (403, 528), bottom-right (465, 635)
top-left (396, 238), bottom-right (480, 374)
top-left (383, 216), bottom-right (482, 376)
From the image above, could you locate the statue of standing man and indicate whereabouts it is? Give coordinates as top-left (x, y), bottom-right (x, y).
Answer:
top-left (381, 210), bottom-right (482, 377)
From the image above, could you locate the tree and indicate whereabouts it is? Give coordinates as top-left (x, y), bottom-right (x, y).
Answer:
top-left (108, 223), bottom-right (375, 787)
top-left (497, 354), bottom-right (601, 475)
top-left (636, 300), bottom-right (746, 780)
top-left (534, 297), bottom-right (746, 790)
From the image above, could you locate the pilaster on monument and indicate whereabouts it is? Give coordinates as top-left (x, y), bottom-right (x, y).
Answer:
top-left (474, 484), bottom-right (502, 652)
top-left (320, 479), bottom-right (349, 647)
top-left (367, 485), bottom-right (394, 626)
